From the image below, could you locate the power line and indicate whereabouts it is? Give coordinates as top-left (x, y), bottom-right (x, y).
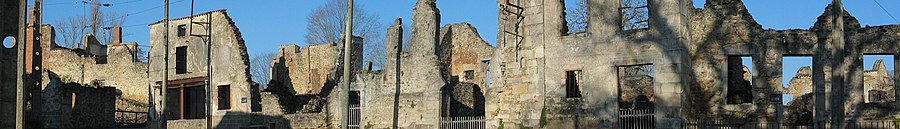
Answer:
top-left (872, 0), bottom-right (900, 23)
top-left (128, 0), bottom-right (186, 16)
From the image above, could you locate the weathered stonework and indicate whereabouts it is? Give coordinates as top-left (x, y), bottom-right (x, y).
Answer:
top-left (149, 10), bottom-right (262, 129)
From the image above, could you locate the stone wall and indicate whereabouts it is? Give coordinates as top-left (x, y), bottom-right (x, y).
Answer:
top-left (270, 38), bottom-right (363, 96)
top-left (149, 10), bottom-right (260, 128)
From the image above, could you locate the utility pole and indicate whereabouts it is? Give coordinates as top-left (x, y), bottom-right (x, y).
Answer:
top-left (15, 0), bottom-right (27, 128)
top-left (187, 0), bottom-right (214, 128)
top-left (829, 0), bottom-right (845, 128)
top-left (340, 0), bottom-right (354, 129)
top-left (160, 0), bottom-right (170, 128)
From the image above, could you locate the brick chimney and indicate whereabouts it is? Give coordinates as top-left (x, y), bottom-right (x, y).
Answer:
top-left (113, 27), bottom-right (122, 44)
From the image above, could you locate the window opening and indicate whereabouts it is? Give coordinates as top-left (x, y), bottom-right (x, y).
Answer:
top-left (621, 0), bottom-right (649, 30)
top-left (565, 70), bottom-right (583, 98)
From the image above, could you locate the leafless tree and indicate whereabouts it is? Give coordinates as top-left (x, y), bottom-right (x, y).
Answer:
top-left (55, 0), bottom-right (125, 48)
top-left (565, 0), bottom-right (588, 34)
top-left (621, 0), bottom-right (649, 30)
top-left (305, 0), bottom-right (385, 69)
top-left (251, 52), bottom-right (278, 88)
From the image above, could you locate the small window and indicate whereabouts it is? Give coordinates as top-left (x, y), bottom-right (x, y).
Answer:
top-left (175, 46), bottom-right (187, 74)
top-left (464, 70), bottom-right (475, 81)
top-left (565, 70), bottom-right (583, 98)
top-left (177, 25), bottom-right (187, 37)
top-left (564, 0), bottom-right (589, 35)
top-left (782, 56), bottom-right (812, 106)
top-left (621, 0), bottom-right (649, 30)
top-left (726, 56), bottom-right (753, 104)
top-left (218, 85), bottom-right (231, 110)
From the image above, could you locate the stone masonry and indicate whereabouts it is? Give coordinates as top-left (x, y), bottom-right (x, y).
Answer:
top-left (148, 10), bottom-right (262, 129)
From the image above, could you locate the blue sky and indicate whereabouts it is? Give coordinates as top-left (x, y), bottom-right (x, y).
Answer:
top-left (33, 0), bottom-right (899, 56)
top-left (27, 0), bottom-right (900, 100)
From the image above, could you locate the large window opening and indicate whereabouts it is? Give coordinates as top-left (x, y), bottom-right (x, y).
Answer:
top-left (565, 70), bottom-right (583, 98)
top-left (175, 46), bottom-right (187, 74)
top-left (617, 64), bottom-right (654, 128)
top-left (564, 0), bottom-right (588, 35)
top-left (864, 54), bottom-right (895, 103)
top-left (617, 64), bottom-right (654, 110)
top-left (166, 84), bottom-right (207, 120)
top-left (621, 0), bottom-right (649, 31)
top-left (782, 56), bottom-right (813, 125)
top-left (727, 56), bottom-right (754, 104)
top-left (218, 85), bottom-right (231, 110)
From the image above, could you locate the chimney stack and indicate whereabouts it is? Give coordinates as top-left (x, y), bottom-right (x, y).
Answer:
top-left (113, 27), bottom-right (122, 44)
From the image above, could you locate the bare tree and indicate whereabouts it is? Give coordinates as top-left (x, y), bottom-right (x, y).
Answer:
top-left (55, 0), bottom-right (125, 48)
top-left (621, 0), bottom-right (649, 30)
top-left (305, 0), bottom-right (385, 69)
top-left (565, 0), bottom-right (588, 34)
top-left (251, 52), bottom-right (277, 88)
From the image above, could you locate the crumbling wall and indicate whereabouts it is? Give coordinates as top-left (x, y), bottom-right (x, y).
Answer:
top-left (439, 23), bottom-right (494, 88)
top-left (488, 0), bottom-right (693, 128)
top-left (689, 0), bottom-right (900, 125)
top-left (43, 43), bottom-right (150, 102)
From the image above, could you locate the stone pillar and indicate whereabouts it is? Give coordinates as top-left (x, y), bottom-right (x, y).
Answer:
top-left (404, 0), bottom-right (444, 128)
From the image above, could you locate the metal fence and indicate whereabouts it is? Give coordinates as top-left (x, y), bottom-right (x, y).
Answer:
top-left (683, 120), bottom-right (898, 129)
top-left (348, 104), bottom-right (361, 129)
top-left (440, 116), bottom-right (486, 129)
top-left (620, 109), bottom-right (655, 129)
top-left (114, 110), bottom-right (148, 128)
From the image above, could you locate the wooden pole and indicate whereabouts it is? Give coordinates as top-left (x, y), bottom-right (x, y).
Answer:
top-left (341, 0), bottom-right (354, 129)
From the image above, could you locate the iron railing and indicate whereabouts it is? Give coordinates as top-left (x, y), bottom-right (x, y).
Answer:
top-left (683, 120), bottom-right (898, 129)
top-left (114, 110), bottom-right (148, 128)
top-left (440, 116), bottom-right (486, 129)
top-left (619, 109), bottom-right (655, 129)
top-left (348, 104), bottom-right (361, 129)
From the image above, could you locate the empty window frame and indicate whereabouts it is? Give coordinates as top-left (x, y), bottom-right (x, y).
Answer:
top-left (564, 0), bottom-right (589, 35)
top-left (782, 56), bottom-right (812, 106)
top-left (464, 70), bottom-right (475, 81)
top-left (726, 56), bottom-right (753, 104)
top-left (218, 85), bottom-right (231, 110)
top-left (177, 24), bottom-right (187, 37)
top-left (863, 54), bottom-right (895, 103)
top-left (565, 70), bottom-right (583, 98)
top-left (175, 46), bottom-right (187, 74)
top-left (617, 64), bottom-right (654, 110)
top-left (166, 84), bottom-right (207, 120)
top-left (621, 0), bottom-right (649, 30)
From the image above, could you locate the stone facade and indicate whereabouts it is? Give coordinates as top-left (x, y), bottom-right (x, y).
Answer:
top-left (148, 10), bottom-right (263, 129)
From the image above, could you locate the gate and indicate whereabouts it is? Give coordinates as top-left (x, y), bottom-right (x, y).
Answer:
top-left (440, 116), bottom-right (485, 129)
top-left (619, 109), bottom-right (655, 129)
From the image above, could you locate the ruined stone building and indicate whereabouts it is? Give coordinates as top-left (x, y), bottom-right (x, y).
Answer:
top-left (148, 10), bottom-right (266, 128)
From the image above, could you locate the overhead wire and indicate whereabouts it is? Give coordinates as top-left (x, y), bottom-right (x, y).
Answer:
top-left (871, 0), bottom-right (900, 24)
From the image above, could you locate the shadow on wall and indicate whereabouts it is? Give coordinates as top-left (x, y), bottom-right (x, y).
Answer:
top-left (213, 111), bottom-right (291, 129)
top-left (263, 72), bottom-right (339, 114)
top-left (40, 71), bottom-right (119, 129)
top-left (441, 82), bottom-right (486, 117)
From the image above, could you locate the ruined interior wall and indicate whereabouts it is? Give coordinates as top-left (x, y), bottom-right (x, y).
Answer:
top-left (271, 44), bottom-right (338, 95)
top-left (440, 23), bottom-right (494, 89)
